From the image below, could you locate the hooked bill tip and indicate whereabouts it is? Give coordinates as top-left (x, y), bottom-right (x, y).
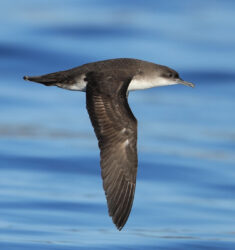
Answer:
top-left (177, 79), bottom-right (195, 88)
top-left (187, 82), bottom-right (195, 88)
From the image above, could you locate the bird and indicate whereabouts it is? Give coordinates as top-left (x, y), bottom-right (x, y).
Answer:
top-left (23, 58), bottom-right (194, 230)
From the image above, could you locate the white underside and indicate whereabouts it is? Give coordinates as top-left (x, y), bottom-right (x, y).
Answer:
top-left (128, 77), bottom-right (178, 91)
top-left (65, 75), bottom-right (178, 92)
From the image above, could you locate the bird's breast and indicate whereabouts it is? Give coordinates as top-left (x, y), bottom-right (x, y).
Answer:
top-left (128, 77), bottom-right (156, 91)
top-left (128, 75), bottom-right (178, 91)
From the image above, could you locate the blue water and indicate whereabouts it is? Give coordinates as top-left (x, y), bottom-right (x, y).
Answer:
top-left (1, 0), bottom-right (235, 249)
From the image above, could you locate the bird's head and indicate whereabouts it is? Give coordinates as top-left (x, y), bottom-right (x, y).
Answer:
top-left (155, 66), bottom-right (195, 88)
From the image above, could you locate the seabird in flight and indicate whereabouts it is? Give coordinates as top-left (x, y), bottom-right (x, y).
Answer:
top-left (23, 58), bottom-right (194, 230)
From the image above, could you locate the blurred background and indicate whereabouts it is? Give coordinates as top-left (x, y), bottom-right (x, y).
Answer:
top-left (0, 0), bottom-right (235, 249)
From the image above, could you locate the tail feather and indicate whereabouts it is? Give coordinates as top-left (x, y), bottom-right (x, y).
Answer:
top-left (23, 71), bottom-right (69, 86)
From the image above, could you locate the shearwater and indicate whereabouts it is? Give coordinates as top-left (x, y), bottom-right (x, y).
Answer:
top-left (23, 58), bottom-right (194, 230)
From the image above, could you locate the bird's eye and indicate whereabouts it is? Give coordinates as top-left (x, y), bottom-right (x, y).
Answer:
top-left (168, 73), bottom-right (173, 78)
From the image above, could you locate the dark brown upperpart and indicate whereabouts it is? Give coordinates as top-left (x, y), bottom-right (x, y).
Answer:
top-left (23, 58), bottom-right (167, 88)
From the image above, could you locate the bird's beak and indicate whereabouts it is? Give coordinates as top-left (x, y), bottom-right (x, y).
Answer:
top-left (177, 78), bottom-right (195, 88)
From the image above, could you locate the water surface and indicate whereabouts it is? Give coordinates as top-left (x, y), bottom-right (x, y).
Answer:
top-left (0, 0), bottom-right (235, 249)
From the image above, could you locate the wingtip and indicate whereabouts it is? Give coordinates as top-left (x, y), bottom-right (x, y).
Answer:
top-left (109, 213), bottom-right (125, 231)
top-left (113, 221), bottom-right (123, 231)
top-left (113, 217), bottom-right (126, 231)
top-left (116, 225), bottom-right (124, 231)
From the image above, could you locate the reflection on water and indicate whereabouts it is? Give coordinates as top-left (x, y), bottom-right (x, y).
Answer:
top-left (0, 0), bottom-right (235, 249)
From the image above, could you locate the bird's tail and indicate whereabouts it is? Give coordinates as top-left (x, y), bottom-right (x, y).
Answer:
top-left (23, 70), bottom-right (68, 86)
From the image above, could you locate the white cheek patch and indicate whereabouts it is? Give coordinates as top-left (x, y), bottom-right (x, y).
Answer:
top-left (128, 77), bottom-right (178, 91)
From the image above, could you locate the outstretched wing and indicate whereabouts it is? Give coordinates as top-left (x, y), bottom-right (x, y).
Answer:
top-left (86, 71), bottom-right (137, 230)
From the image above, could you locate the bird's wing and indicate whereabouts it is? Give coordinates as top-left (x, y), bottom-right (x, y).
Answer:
top-left (86, 71), bottom-right (137, 230)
